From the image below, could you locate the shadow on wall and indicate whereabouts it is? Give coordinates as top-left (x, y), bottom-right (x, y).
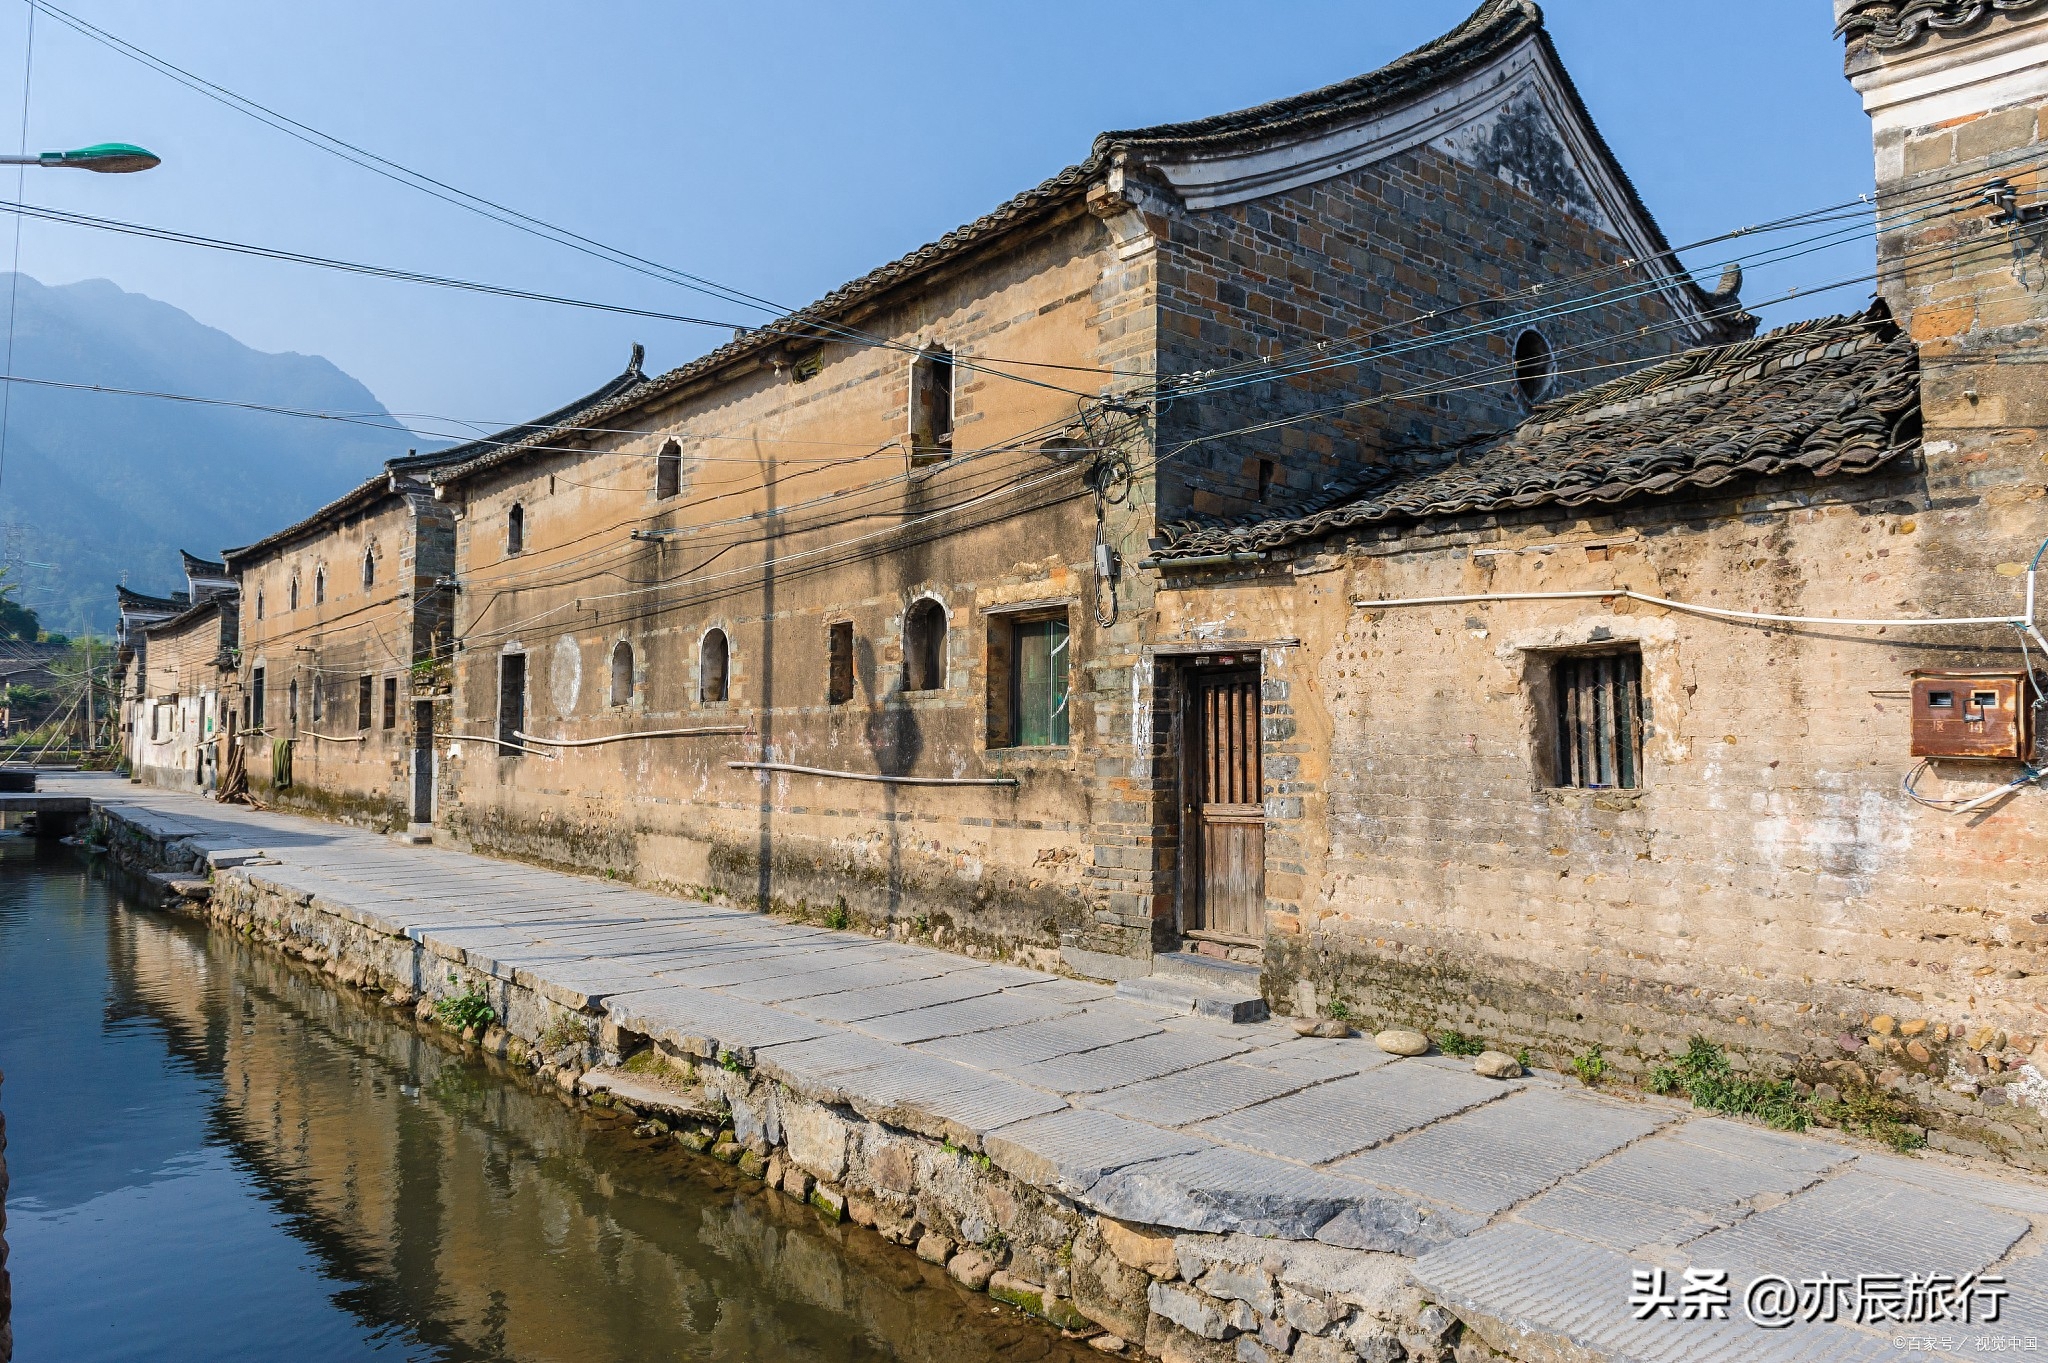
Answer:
top-left (754, 440), bottom-right (778, 917)
top-left (859, 636), bottom-right (924, 922)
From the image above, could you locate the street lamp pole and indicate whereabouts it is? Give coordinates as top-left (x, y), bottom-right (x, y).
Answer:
top-left (0, 143), bottom-right (159, 173)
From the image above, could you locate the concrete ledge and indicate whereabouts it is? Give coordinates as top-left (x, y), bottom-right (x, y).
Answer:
top-left (1061, 944), bottom-right (1152, 983)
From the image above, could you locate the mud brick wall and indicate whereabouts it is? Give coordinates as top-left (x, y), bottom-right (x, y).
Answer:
top-left (1151, 144), bottom-right (1703, 522)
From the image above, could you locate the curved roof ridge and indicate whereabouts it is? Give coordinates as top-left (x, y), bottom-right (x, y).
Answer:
top-left (387, 343), bottom-right (650, 474)
top-left (1095, 0), bottom-right (1538, 153)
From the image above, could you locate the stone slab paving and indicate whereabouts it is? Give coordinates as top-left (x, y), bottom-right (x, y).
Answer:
top-left (60, 775), bottom-right (2048, 1363)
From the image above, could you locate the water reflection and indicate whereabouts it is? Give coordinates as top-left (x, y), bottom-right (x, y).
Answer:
top-left (0, 838), bottom-right (1089, 1362)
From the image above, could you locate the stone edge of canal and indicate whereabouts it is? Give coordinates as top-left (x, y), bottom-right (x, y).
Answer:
top-left (84, 806), bottom-right (1449, 1363)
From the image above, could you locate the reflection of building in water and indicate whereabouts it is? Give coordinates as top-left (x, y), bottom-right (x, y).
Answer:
top-left (2, 1063), bottom-right (11, 1363)
top-left (108, 901), bottom-right (1061, 1363)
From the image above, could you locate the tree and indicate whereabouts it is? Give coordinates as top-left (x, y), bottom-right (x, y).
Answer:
top-left (0, 568), bottom-right (38, 641)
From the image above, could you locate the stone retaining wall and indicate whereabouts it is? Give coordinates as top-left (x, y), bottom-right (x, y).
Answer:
top-left (89, 804), bottom-right (1480, 1363)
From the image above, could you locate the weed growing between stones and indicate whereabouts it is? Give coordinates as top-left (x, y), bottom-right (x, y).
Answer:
top-left (1570, 1043), bottom-right (1609, 1086)
top-left (622, 1048), bottom-right (694, 1086)
top-left (538, 1012), bottom-right (591, 1053)
top-left (719, 1051), bottom-right (747, 1073)
top-left (1435, 1029), bottom-right (1485, 1057)
top-left (1325, 998), bottom-right (1353, 1023)
top-left (824, 896), bottom-right (851, 931)
top-left (433, 981), bottom-right (496, 1032)
top-left (1809, 1085), bottom-right (1927, 1153)
top-left (1651, 1037), bottom-right (1806, 1131)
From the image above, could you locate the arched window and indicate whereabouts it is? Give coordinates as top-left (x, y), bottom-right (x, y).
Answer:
top-left (1514, 329), bottom-right (1554, 404)
top-left (288, 679), bottom-right (299, 725)
top-left (700, 629), bottom-right (729, 703)
top-left (655, 440), bottom-right (681, 500)
top-left (311, 676), bottom-right (324, 722)
top-left (507, 503), bottom-right (525, 556)
top-left (903, 599), bottom-right (946, 691)
top-left (362, 548), bottom-right (376, 589)
top-left (255, 588), bottom-right (265, 621)
top-left (314, 566), bottom-right (326, 604)
top-left (288, 574), bottom-right (300, 611)
top-left (610, 640), bottom-right (634, 706)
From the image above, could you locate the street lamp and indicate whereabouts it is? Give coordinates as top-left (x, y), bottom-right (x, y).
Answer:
top-left (0, 143), bottom-right (159, 173)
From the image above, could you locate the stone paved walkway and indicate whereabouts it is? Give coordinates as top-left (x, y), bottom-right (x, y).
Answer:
top-left (52, 775), bottom-right (2048, 1362)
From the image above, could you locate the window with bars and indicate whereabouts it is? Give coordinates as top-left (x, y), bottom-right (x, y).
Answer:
top-left (1552, 649), bottom-right (1645, 789)
top-left (358, 675), bottom-right (373, 730)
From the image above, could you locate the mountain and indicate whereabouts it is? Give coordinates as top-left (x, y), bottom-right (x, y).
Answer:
top-left (0, 274), bottom-right (407, 633)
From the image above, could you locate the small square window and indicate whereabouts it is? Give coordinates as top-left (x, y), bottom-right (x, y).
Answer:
top-left (1552, 648), bottom-right (1644, 789)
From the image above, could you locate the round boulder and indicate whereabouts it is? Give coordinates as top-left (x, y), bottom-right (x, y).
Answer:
top-left (1374, 1028), bottom-right (1430, 1056)
top-left (1474, 1050), bottom-right (1524, 1079)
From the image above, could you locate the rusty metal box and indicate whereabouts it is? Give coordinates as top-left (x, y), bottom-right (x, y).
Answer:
top-left (1909, 671), bottom-right (2032, 759)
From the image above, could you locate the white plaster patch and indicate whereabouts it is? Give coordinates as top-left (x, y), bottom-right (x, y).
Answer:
top-left (550, 634), bottom-right (582, 717)
top-left (1752, 786), bottom-right (1912, 890)
top-left (2004, 1063), bottom-right (2048, 1119)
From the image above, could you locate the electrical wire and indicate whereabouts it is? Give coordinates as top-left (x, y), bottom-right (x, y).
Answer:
top-left (1158, 141), bottom-right (2048, 400)
top-left (21, 2), bottom-right (1116, 395)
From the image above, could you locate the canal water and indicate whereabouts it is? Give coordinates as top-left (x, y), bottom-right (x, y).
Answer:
top-left (0, 837), bottom-right (1094, 1362)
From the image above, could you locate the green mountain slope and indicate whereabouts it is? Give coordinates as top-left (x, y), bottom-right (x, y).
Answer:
top-left (0, 274), bottom-right (406, 632)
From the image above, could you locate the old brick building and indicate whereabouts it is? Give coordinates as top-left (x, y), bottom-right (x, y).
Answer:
top-left (424, 0), bottom-right (1742, 982)
top-left (118, 555), bottom-right (237, 789)
top-left (99, 0), bottom-right (2048, 1161)
top-left (220, 353), bottom-right (648, 827)
top-left (1131, 0), bottom-right (2048, 1156)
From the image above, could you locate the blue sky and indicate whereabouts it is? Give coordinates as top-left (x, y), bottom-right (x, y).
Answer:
top-left (0, 1), bottom-right (1875, 445)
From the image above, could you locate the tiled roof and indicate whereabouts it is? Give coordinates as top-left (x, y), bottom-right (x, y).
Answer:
top-left (224, 354), bottom-right (652, 566)
top-left (430, 164), bottom-right (1104, 488)
top-left (387, 345), bottom-right (649, 476)
top-left (139, 591), bottom-right (237, 643)
top-left (1148, 305), bottom-right (1919, 562)
top-left (181, 550), bottom-right (228, 577)
top-left (1837, 0), bottom-right (2048, 49)
top-left (116, 585), bottom-right (187, 612)
top-left (219, 471), bottom-right (392, 570)
top-left (0, 638), bottom-right (68, 666)
top-left (1096, 1), bottom-right (1541, 153)
top-left (1096, 0), bottom-right (1744, 339)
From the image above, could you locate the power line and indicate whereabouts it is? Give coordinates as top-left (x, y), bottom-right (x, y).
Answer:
top-left (1157, 142), bottom-right (2048, 403)
top-left (22, 1), bottom-right (1114, 397)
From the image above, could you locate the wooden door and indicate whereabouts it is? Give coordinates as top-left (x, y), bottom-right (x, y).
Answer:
top-left (1186, 667), bottom-right (1264, 941)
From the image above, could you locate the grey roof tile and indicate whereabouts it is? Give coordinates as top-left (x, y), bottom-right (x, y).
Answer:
top-left (1151, 306), bottom-right (1916, 563)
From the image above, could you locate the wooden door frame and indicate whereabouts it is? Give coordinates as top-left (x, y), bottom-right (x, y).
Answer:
top-left (1171, 654), bottom-right (1265, 948)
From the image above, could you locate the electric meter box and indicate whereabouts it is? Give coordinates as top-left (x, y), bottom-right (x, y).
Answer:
top-left (1909, 671), bottom-right (2033, 760)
